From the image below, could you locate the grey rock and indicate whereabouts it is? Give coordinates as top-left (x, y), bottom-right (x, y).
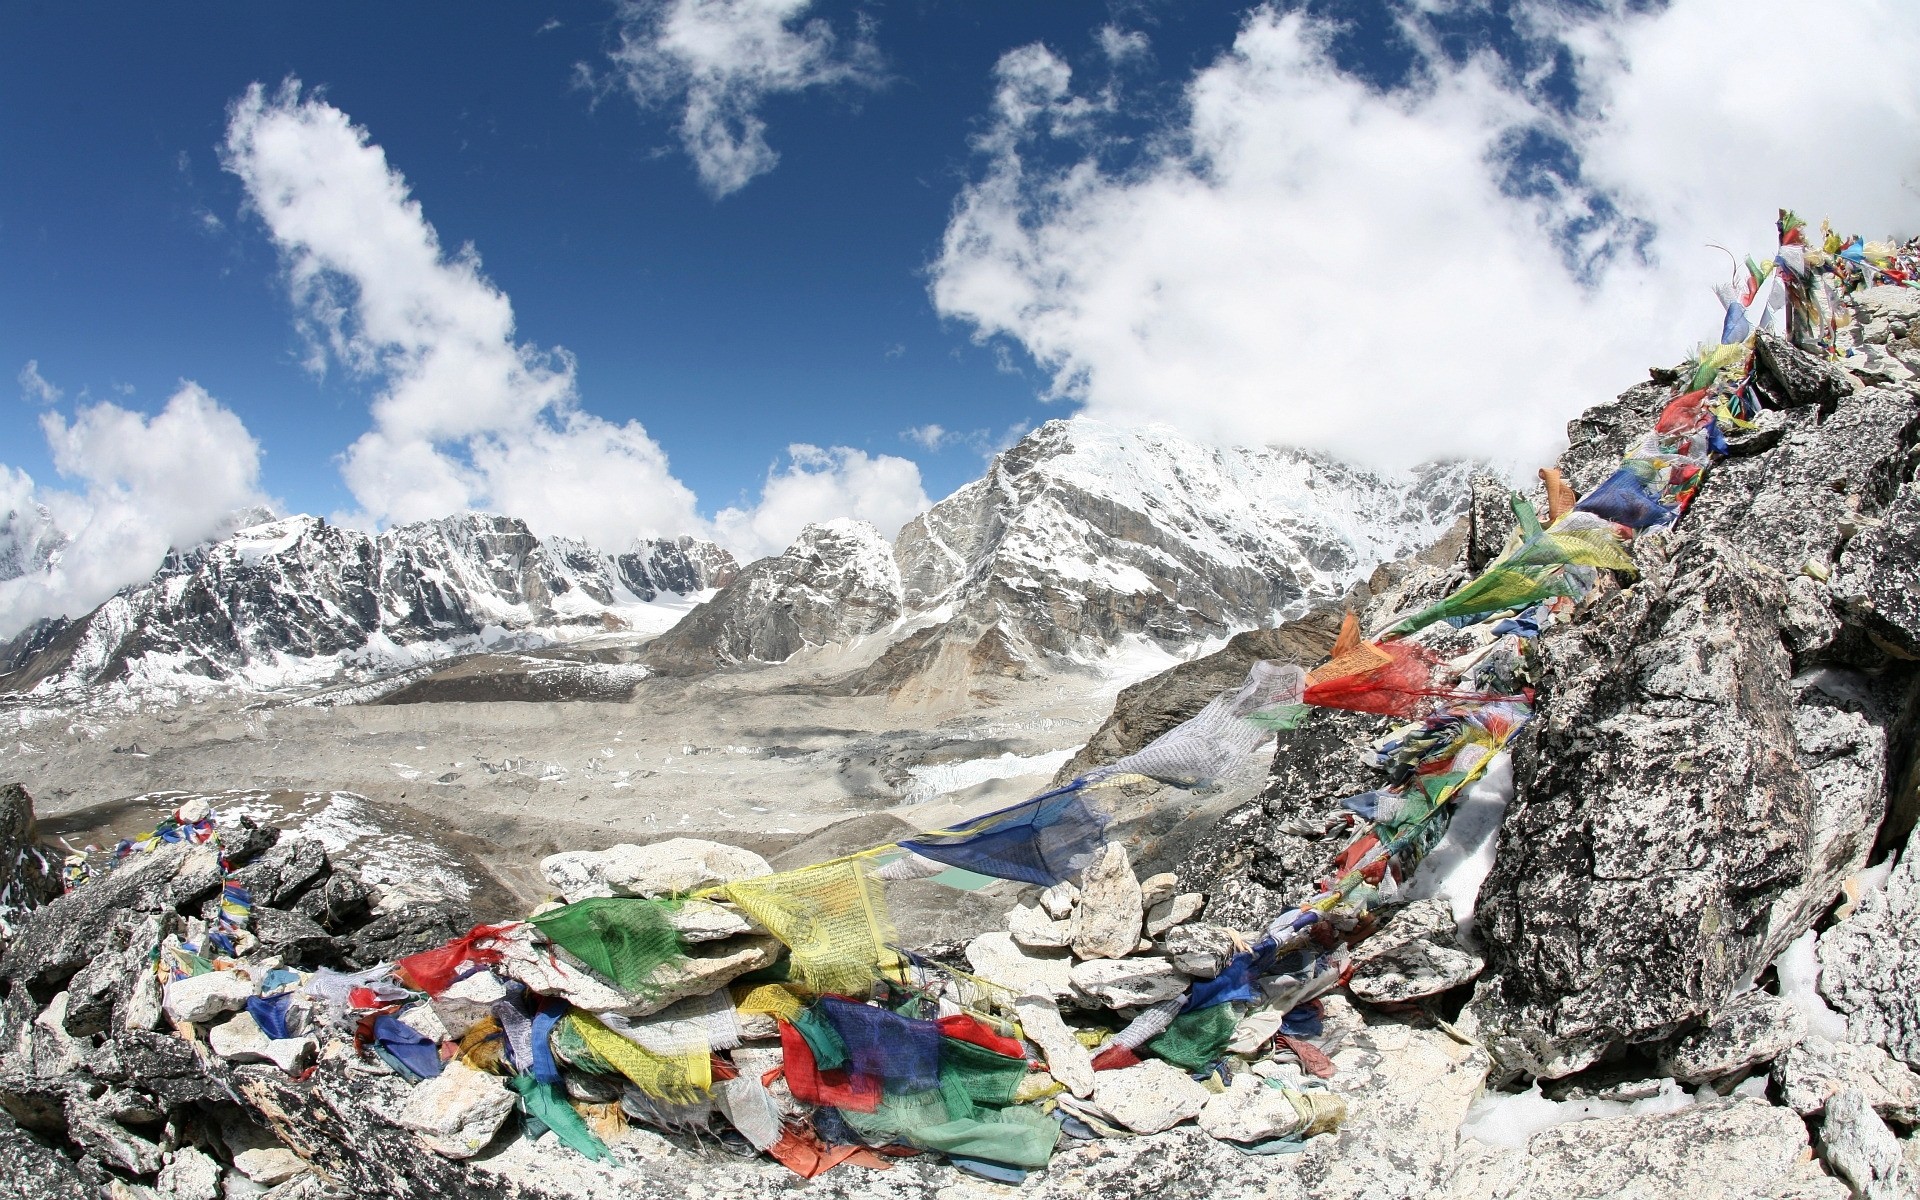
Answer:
top-left (663, 899), bottom-right (760, 943)
top-left (208, 1012), bottom-right (316, 1074)
top-left (230, 838), bottom-right (328, 910)
top-left (1348, 898), bottom-right (1485, 1004)
top-left (1070, 842), bottom-right (1144, 961)
top-left (250, 908), bottom-right (335, 963)
top-left (220, 818), bottom-right (279, 869)
top-left (1161, 922), bottom-right (1240, 979)
top-left (1446, 1097), bottom-right (1842, 1199)
top-left (290, 868), bottom-right (371, 930)
top-left (230, 1148), bottom-right (306, 1186)
top-left (1662, 991), bottom-right (1807, 1084)
top-left (1465, 533), bottom-right (1884, 1081)
top-left (66, 1095), bottom-right (165, 1175)
top-left (1833, 482), bottom-right (1920, 663)
top-left (62, 911), bottom-right (161, 1037)
top-left (1198, 1073), bottom-right (1342, 1143)
top-left (1774, 1035), bottom-right (1920, 1122)
top-left (1819, 827), bottom-right (1920, 1069)
top-left (1069, 957), bottom-right (1184, 1008)
top-left (339, 898), bottom-right (471, 969)
top-left (1089, 1058), bottom-right (1209, 1134)
top-left (0, 785), bottom-right (61, 949)
top-left (1755, 330), bottom-right (1858, 412)
top-left (1143, 892), bottom-right (1204, 938)
top-left (644, 519), bottom-right (900, 674)
top-left (0, 1109), bottom-right (94, 1200)
top-left (1, 843), bottom-right (223, 995)
top-left (1819, 1087), bottom-right (1913, 1200)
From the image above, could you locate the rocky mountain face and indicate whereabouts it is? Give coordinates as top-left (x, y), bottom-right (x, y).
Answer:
top-left (0, 515), bottom-right (737, 698)
top-left (854, 420), bottom-right (1471, 694)
top-left (642, 518), bottom-right (902, 674)
top-left (0, 501), bottom-right (67, 586)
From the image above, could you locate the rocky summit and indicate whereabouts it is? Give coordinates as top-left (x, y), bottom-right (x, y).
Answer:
top-left (4, 270), bottom-right (1920, 1198)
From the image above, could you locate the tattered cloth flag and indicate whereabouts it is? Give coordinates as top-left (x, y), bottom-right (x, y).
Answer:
top-left (897, 784), bottom-right (1109, 888)
top-left (528, 897), bottom-right (684, 998)
top-left (724, 858), bottom-right (908, 997)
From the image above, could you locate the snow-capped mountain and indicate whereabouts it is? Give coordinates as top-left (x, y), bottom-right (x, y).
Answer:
top-left (643, 518), bottom-right (902, 674)
top-left (0, 500), bottom-right (68, 586)
top-left (0, 514), bottom-right (737, 698)
top-left (857, 419), bottom-right (1473, 688)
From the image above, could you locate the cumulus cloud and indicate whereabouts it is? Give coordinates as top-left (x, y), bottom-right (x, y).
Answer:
top-left (930, 0), bottom-right (1920, 474)
top-left (223, 79), bottom-right (922, 561)
top-left (714, 444), bottom-right (930, 561)
top-left (598, 0), bottom-right (882, 196)
top-left (17, 360), bottom-right (62, 405)
top-left (222, 79), bottom-right (707, 547)
top-left (0, 383), bottom-right (271, 636)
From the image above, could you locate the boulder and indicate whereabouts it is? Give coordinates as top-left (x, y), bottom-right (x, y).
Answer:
top-left (1069, 957), bottom-right (1184, 1008)
top-left (1038, 880), bottom-right (1079, 919)
top-left (229, 839), bottom-right (328, 909)
top-left (0, 785), bottom-right (61, 951)
top-left (1138, 873), bottom-right (1178, 910)
top-left (1013, 995), bottom-right (1093, 1098)
top-left (1007, 902), bottom-right (1071, 949)
top-left (0, 1109), bottom-right (94, 1200)
top-left (250, 908), bottom-right (335, 963)
top-left (394, 1060), bottom-right (516, 1159)
top-left (965, 932), bottom-right (1074, 1000)
top-left (1661, 991), bottom-right (1807, 1084)
top-left (1818, 826), bottom-right (1920, 1069)
top-left (1445, 1097), bottom-right (1844, 1199)
top-left (61, 911), bottom-right (161, 1037)
top-left (208, 1012), bottom-right (317, 1074)
top-left (164, 971), bottom-right (255, 1024)
top-left (2, 844), bottom-right (223, 995)
top-left (156, 1146), bottom-right (222, 1200)
top-left (1465, 532), bottom-right (1886, 1081)
top-left (1071, 843), bottom-right (1144, 961)
top-left (66, 1095), bottom-right (165, 1174)
top-left (1144, 893), bottom-right (1204, 938)
top-left (539, 839), bottom-right (771, 902)
top-left (1198, 1074), bottom-right (1344, 1143)
top-left (664, 899), bottom-right (760, 943)
top-left (231, 1149), bottom-right (306, 1187)
top-left (1348, 898), bottom-right (1484, 1004)
top-left (340, 899), bottom-right (471, 969)
top-left (1819, 1087), bottom-right (1913, 1200)
top-left (1090, 1058), bottom-right (1209, 1134)
top-left (1774, 1036), bottom-right (1920, 1122)
top-left (1161, 923), bottom-right (1239, 979)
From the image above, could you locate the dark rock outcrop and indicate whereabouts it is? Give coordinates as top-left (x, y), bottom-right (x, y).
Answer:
top-left (0, 784), bottom-right (61, 948)
top-left (644, 519), bottom-right (903, 674)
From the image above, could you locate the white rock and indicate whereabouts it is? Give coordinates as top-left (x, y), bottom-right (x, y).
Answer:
top-left (1775, 1036), bottom-right (1920, 1122)
top-left (1090, 1058), bottom-right (1210, 1134)
top-left (1007, 902), bottom-right (1072, 949)
top-left (395, 1001), bottom-right (450, 1044)
top-left (668, 899), bottom-right (762, 942)
top-left (395, 1060), bottom-right (517, 1159)
top-left (208, 1011), bottom-right (316, 1074)
top-left (164, 972), bottom-right (255, 1024)
top-left (1071, 843), bottom-right (1144, 961)
top-left (1144, 893), bottom-right (1205, 938)
top-left (1070, 957), bottom-right (1186, 1008)
top-left (539, 839), bottom-right (771, 902)
top-left (965, 932), bottom-right (1074, 999)
top-left (156, 1146), bottom-right (221, 1200)
top-left (1039, 880), bottom-right (1080, 919)
top-left (495, 923), bottom-right (779, 1016)
top-left (1199, 1074), bottom-right (1344, 1143)
top-left (1139, 873), bottom-right (1179, 910)
top-left (1014, 995), bottom-right (1094, 1099)
top-left (1820, 1087), bottom-right (1912, 1200)
top-left (430, 970), bottom-right (508, 1039)
top-left (232, 1148), bottom-right (307, 1186)
top-left (124, 965), bottom-right (164, 1032)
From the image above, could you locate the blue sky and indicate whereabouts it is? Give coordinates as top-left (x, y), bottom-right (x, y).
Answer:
top-left (1, 2), bottom-right (1249, 522)
top-left (4, 0), bottom-right (1918, 636)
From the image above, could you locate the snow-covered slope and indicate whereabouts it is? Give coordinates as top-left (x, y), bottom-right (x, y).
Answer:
top-left (644, 519), bottom-right (902, 674)
top-left (863, 419), bottom-right (1471, 689)
top-left (0, 514), bottom-right (737, 699)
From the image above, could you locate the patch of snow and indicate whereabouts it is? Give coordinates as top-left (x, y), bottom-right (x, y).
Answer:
top-left (1460, 1077), bottom-right (1696, 1149)
top-left (903, 746), bottom-right (1083, 804)
top-left (1403, 751), bottom-right (1514, 947)
top-left (1773, 929), bottom-right (1849, 1041)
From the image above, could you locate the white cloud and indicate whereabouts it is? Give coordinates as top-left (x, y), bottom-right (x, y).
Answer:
top-left (17, 360), bottom-right (62, 405)
top-left (714, 444), bottom-right (930, 561)
top-left (599, 0), bottom-right (882, 196)
top-left (0, 383), bottom-right (271, 636)
top-left (903, 423), bottom-right (947, 451)
top-left (930, 1), bottom-right (1920, 475)
top-left (223, 79), bottom-right (916, 564)
top-left (223, 79), bottom-right (708, 547)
